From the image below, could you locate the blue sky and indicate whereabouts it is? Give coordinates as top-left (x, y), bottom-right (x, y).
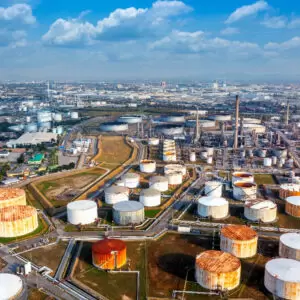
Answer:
top-left (1, 0), bottom-right (300, 81)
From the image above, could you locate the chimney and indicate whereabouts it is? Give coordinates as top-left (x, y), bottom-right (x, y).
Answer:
top-left (285, 101), bottom-right (290, 126)
top-left (234, 95), bottom-right (240, 149)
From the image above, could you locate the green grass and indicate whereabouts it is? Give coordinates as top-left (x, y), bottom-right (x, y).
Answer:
top-left (145, 209), bottom-right (161, 218)
top-left (254, 174), bottom-right (276, 185)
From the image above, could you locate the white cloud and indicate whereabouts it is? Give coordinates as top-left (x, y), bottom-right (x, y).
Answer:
top-left (0, 29), bottom-right (27, 47)
top-left (0, 3), bottom-right (36, 24)
top-left (265, 37), bottom-right (300, 51)
top-left (261, 16), bottom-right (286, 28)
top-left (288, 18), bottom-right (300, 28)
top-left (226, 1), bottom-right (269, 24)
top-left (43, 1), bottom-right (192, 46)
top-left (220, 27), bottom-right (239, 35)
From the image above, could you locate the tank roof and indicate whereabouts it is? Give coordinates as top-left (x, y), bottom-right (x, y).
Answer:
top-left (245, 200), bottom-right (276, 210)
top-left (266, 258), bottom-right (300, 282)
top-left (0, 205), bottom-right (36, 222)
top-left (280, 233), bottom-right (300, 250)
top-left (198, 197), bottom-right (228, 206)
top-left (122, 173), bottom-right (140, 179)
top-left (92, 239), bottom-right (126, 254)
top-left (140, 188), bottom-right (161, 197)
top-left (0, 273), bottom-right (23, 299)
top-left (105, 186), bottom-right (129, 194)
top-left (205, 181), bottom-right (223, 186)
top-left (221, 225), bottom-right (257, 241)
top-left (286, 196), bottom-right (300, 205)
top-left (113, 201), bottom-right (144, 212)
top-left (280, 184), bottom-right (300, 192)
top-left (0, 188), bottom-right (25, 201)
top-left (233, 172), bottom-right (253, 178)
top-left (234, 182), bottom-right (257, 188)
top-left (140, 159), bottom-right (155, 164)
top-left (196, 250), bottom-right (240, 273)
top-left (67, 200), bottom-right (97, 210)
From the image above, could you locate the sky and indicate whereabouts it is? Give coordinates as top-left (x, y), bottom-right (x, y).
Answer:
top-left (1, 0), bottom-right (300, 81)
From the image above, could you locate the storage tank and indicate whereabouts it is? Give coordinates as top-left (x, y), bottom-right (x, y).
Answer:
top-left (155, 124), bottom-right (184, 135)
top-left (264, 258), bottom-right (300, 300)
top-left (272, 156), bottom-right (277, 165)
top-left (56, 126), bottom-right (63, 135)
top-left (164, 164), bottom-right (187, 176)
top-left (0, 273), bottom-right (23, 299)
top-left (279, 233), bottom-right (300, 261)
top-left (92, 239), bottom-right (126, 270)
top-left (113, 201), bottom-right (144, 225)
top-left (100, 122), bottom-right (128, 132)
top-left (232, 172), bottom-right (254, 184)
top-left (220, 225), bottom-right (258, 258)
top-left (163, 152), bottom-right (177, 162)
top-left (71, 111), bottom-right (79, 119)
top-left (233, 182), bottom-right (257, 201)
top-left (161, 114), bottom-right (185, 123)
top-left (285, 196), bottom-right (300, 218)
top-left (195, 250), bottom-right (241, 291)
top-left (206, 147), bottom-right (214, 156)
top-left (38, 121), bottom-right (52, 130)
top-left (148, 138), bottom-right (160, 146)
top-left (139, 188), bottom-right (161, 207)
top-left (264, 158), bottom-right (272, 167)
top-left (118, 115), bottom-right (142, 124)
top-left (244, 200), bottom-right (277, 223)
top-left (0, 205), bottom-right (38, 238)
top-left (105, 186), bottom-right (129, 205)
top-left (53, 113), bottom-right (62, 122)
top-left (0, 188), bottom-right (26, 209)
top-left (207, 157), bottom-right (213, 164)
top-left (139, 160), bottom-right (156, 173)
top-left (189, 152), bottom-right (196, 162)
top-left (258, 148), bottom-right (267, 158)
top-left (37, 111), bottom-right (52, 123)
top-left (204, 181), bottom-right (223, 197)
top-left (149, 176), bottom-right (169, 192)
top-left (197, 197), bottom-right (229, 219)
top-left (121, 173), bottom-right (140, 188)
top-left (24, 123), bottom-right (38, 133)
top-left (274, 147), bottom-right (288, 159)
top-left (67, 200), bottom-right (98, 225)
top-left (211, 115), bottom-right (231, 122)
top-left (166, 172), bottom-right (183, 185)
top-left (279, 184), bottom-right (300, 199)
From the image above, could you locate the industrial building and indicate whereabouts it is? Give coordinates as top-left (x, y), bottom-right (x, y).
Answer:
top-left (0, 188), bottom-right (26, 209)
top-left (67, 200), bottom-right (98, 225)
top-left (6, 132), bottom-right (57, 147)
top-left (279, 233), bottom-right (300, 261)
top-left (113, 201), bottom-right (145, 225)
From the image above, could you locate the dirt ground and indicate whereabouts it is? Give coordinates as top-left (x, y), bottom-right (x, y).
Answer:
top-left (28, 288), bottom-right (54, 300)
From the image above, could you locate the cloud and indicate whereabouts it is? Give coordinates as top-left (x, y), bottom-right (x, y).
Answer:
top-left (0, 3), bottom-right (36, 25)
top-left (261, 16), bottom-right (286, 28)
top-left (220, 27), bottom-right (239, 35)
top-left (0, 29), bottom-right (27, 47)
top-left (43, 1), bottom-right (192, 46)
top-left (226, 1), bottom-right (269, 24)
top-left (265, 37), bottom-right (300, 51)
top-left (288, 18), bottom-right (300, 28)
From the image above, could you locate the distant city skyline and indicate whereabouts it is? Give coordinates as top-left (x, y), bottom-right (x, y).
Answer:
top-left (1, 0), bottom-right (300, 81)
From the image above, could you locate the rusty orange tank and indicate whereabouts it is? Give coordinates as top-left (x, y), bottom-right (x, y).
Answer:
top-left (279, 184), bottom-right (300, 199)
top-left (285, 196), bottom-right (300, 218)
top-left (0, 188), bottom-right (26, 209)
top-left (92, 239), bottom-right (126, 270)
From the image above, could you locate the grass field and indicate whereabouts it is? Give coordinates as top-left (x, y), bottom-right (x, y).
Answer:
top-left (22, 241), bottom-right (68, 276)
top-left (145, 209), bottom-right (161, 218)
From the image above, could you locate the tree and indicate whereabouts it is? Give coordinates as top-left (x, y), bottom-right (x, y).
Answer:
top-left (17, 154), bottom-right (25, 164)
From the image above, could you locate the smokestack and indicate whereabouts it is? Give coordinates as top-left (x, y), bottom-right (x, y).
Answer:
top-left (195, 108), bottom-right (200, 142)
top-left (285, 101), bottom-right (290, 126)
top-left (234, 95), bottom-right (240, 150)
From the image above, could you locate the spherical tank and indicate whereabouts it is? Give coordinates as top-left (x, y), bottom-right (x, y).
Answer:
top-left (220, 225), bottom-right (258, 258)
top-left (139, 160), bottom-right (156, 173)
top-left (232, 172), bottom-right (254, 184)
top-left (0, 205), bottom-right (38, 238)
top-left (113, 201), bottom-right (144, 225)
top-left (279, 184), bottom-right (300, 199)
top-left (0, 273), bottom-right (23, 299)
top-left (166, 172), bottom-right (183, 185)
top-left (100, 122), bottom-right (128, 132)
top-left (149, 176), bottom-right (169, 192)
top-left (197, 197), bottom-right (229, 219)
top-left (195, 250), bottom-right (241, 291)
top-left (164, 164), bottom-right (187, 176)
top-left (264, 258), bottom-right (300, 300)
top-left (233, 182), bottom-right (257, 201)
top-left (139, 188), bottom-right (161, 207)
top-left (279, 233), bottom-right (300, 261)
top-left (92, 239), bottom-right (127, 270)
top-left (285, 196), bottom-right (300, 218)
top-left (105, 186), bottom-right (129, 205)
top-left (0, 188), bottom-right (26, 209)
top-left (67, 200), bottom-right (98, 225)
top-left (244, 200), bottom-right (277, 223)
top-left (121, 173), bottom-right (140, 188)
top-left (205, 181), bottom-right (223, 197)
top-left (148, 138), bottom-right (160, 146)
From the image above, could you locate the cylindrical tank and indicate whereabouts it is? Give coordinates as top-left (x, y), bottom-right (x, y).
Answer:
top-left (24, 123), bottom-right (38, 133)
top-left (264, 158), bottom-right (272, 167)
top-left (162, 114), bottom-right (185, 123)
top-left (149, 176), bottom-right (169, 192)
top-left (272, 156), bottom-right (277, 165)
top-left (38, 121), bottom-right (52, 130)
top-left (37, 111), bottom-right (52, 123)
top-left (273, 147), bottom-right (288, 159)
top-left (164, 164), bottom-right (187, 176)
top-left (67, 200), bottom-right (98, 225)
top-left (264, 258), bottom-right (300, 300)
top-left (207, 157), bottom-right (213, 164)
top-left (232, 172), bottom-right (254, 184)
top-left (156, 124), bottom-right (184, 135)
top-left (220, 225), bottom-right (258, 258)
top-left (118, 115), bottom-right (142, 124)
top-left (163, 152), bottom-right (177, 162)
top-left (197, 197), bottom-right (229, 219)
top-left (100, 122), bottom-right (128, 132)
top-left (121, 173), bottom-right (140, 189)
top-left (233, 182), bottom-right (257, 201)
top-left (285, 196), bottom-right (300, 218)
top-left (113, 201), bottom-right (144, 225)
top-left (105, 186), bottom-right (129, 205)
top-left (279, 184), bottom-right (300, 199)
top-left (148, 138), bottom-right (160, 146)
top-left (53, 113), bottom-right (62, 122)
top-left (195, 250), bottom-right (241, 291)
top-left (166, 172), bottom-right (183, 185)
top-left (206, 147), bottom-right (214, 156)
top-left (71, 111), bottom-right (79, 119)
top-left (139, 160), bottom-right (156, 173)
top-left (204, 181), bottom-right (223, 197)
top-left (244, 200), bottom-right (277, 223)
top-left (200, 151), bottom-right (208, 159)
top-left (0, 205), bottom-right (38, 238)
top-left (0, 273), bottom-right (23, 299)
top-left (279, 233), bottom-right (300, 261)
top-left (0, 188), bottom-right (26, 209)
top-left (92, 239), bottom-right (126, 270)
top-left (190, 152), bottom-right (196, 162)
top-left (139, 188), bottom-right (161, 207)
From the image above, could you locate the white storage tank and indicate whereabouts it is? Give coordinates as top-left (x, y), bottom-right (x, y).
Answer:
top-left (189, 152), bottom-right (196, 162)
top-left (71, 111), bottom-right (79, 119)
top-left (164, 164), bottom-right (187, 176)
top-left (272, 156), bottom-right (277, 165)
top-left (205, 181), bottom-right (223, 197)
top-left (207, 157), bottom-right (213, 164)
top-left (163, 152), bottom-right (177, 162)
top-left (258, 149), bottom-right (267, 158)
top-left (121, 173), bottom-right (140, 188)
top-left (148, 138), bottom-right (160, 146)
top-left (197, 197), bottom-right (229, 219)
top-left (100, 122), bottom-right (128, 132)
top-left (105, 186), bottom-right (129, 205)
top-left (53, 113), bottom-right (62, 122)
top-left (118, 115), bottom-right (142, 124)
top-left (232, 172), bottom-right (254, 184)
top-left (166, 172), bottom-right (183, 185)
top-left (139, 188), bottom-right (161, 207)
top-left (233, 182), bottom-right (257, 201)
top-left (113, 201), bottom-right (144, 225)
top-left (140, 160), bottom-right (156, 173)
top-left (264, 158), bottom-right (272, 167)
top-left (206, 147), bottom-right (214, 156)
top-left (279, 233), bottom-right (300, 261)
top-left (264, 258), bottom-right (300, 300)
top-left (244, 200), bottom-right (277, 223)
top-left (67, 200), bottom-right (98, 225)
top-left (0, 273), bottom-right (23, 299)
top-left (25, 123), bottom-right (38, 133)
top-left (149, 176), bottom-right (169, 192)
